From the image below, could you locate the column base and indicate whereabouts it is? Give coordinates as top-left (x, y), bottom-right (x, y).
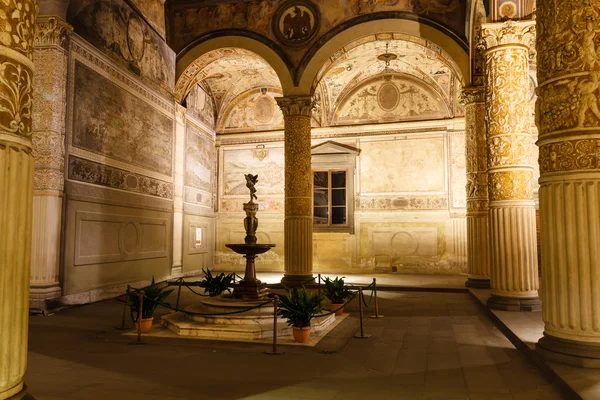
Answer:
top-left (537, 334), bottom-right (600, 368)
top-left (465, 278), bottom-right (490, 289)
top-left (281, 274), bottom-right (314, 287)
top-left (6, 385), bottom-right (34, 400)
top-left (487, 294), bottom-right (541, 312)
top-left (29, 285), bottom-right (61, 314)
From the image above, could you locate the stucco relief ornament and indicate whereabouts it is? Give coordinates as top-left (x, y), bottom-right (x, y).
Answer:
top-left (272, 0), bottom-right (320, 48)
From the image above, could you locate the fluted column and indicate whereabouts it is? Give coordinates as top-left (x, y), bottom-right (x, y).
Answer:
top-left (461, 86), bottom-right (490, 288)
top-left (276, 96), bottom-right (313, 284)
top-left (535, 0), bottom-right (600, 367)
top-left (172, 104), bottom-right (186, 276)
top-left (481, 21), bottom-right (541, 311)
top-left (29, 15), bottom-right (72, 311)
top-left (0, 0), bottom-right (37, 398)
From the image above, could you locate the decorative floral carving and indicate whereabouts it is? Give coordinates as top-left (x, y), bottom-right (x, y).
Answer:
top-left (276, 96), bottom-right (314, 117)
top-left (488, 134), bottom-right (533, 167)
top-left (539, 139), bottom-right (600, 173)
top-left (0, 61), bottom-right (32, 137)
top-left (480, 20), bottom-right (536, 51)
top-left (357, 196), bottom-right (448, 211)
top-left (489, 170), bottom-right (533, 201)
top-left (0, 0), bottom-right (37, 59)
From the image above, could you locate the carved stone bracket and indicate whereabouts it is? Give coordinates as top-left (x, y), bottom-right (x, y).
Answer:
top-left (35, 15), bottom-right (73, 50)
top-left (460, 86), bottom-right (485, 105)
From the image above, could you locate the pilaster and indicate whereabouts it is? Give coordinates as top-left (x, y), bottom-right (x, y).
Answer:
top-left (535, 0), bottom-right (600, 367)
top-left (0, 0), bottom-right (37, 397)
top-left (480, 20), bottom-right (541, 311)
top-left (461, 86), bottom-right (490, 288)
top-left (172, 104), bottom-right (186, 276)
top-left (29, 15), bottom-right (72, 310)
top-left (276, 96), bottom-right (314, 284)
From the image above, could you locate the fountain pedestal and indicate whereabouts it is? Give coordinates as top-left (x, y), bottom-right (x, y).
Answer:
top-left (225, 200), bottom-right (275, 299)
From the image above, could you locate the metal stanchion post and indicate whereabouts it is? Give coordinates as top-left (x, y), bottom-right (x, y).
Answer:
top-left (115, 285), bottom-right (131, 330)
top-left (132, 292), bottom-right (147, 345)
top-left (318, 274), bottom-right (321, 298)
top-left (265, 295), bottom-right (284, 355)
top-left (354, 288), bottom-right (371, 339)
top-left (370, 278), bottom-right (384, 319)
top-left (175, 278), bottom-right (183, 312)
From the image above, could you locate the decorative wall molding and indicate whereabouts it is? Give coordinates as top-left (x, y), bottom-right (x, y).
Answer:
top-left (357, 196), bottom-right (449, 211)
top-left (68, 156), bottom-right (174, 199)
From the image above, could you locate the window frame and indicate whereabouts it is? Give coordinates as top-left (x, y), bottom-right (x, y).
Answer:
top-left (311, 141), bottom-right (360, 234)
top-left (313, 169), bottom-right (349, 228)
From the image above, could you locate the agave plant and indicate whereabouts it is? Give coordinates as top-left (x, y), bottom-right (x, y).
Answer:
top-left (127, 277), bottom-right (174, 320)
top-left (277, 287), bottom-right (324, 328)
top-left (198, 268), bottom-right (234, 297)
top-left (323, 276), bottom-right (353, 304)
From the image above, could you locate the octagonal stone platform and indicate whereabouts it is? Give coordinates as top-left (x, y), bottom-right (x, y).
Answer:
top-left (161, 295), bottom-right (336, 340)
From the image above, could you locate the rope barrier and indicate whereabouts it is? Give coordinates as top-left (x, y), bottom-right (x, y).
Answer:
top-left (361, 285), bottom-right (376, 308)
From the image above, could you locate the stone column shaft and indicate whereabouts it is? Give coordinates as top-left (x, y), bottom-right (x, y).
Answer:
top-left (172, 105), bottom-right (186, 276)
top-left (29, 15), bottom-right (72, 311)
top-left (481, 20), bottom-right (541, 311)
top-left (535, 0), bottom-right (600, 367)
top-left (276, 96), bottom-right (313, 284)
top-left (462, 86), bottom-right (491, 288)
top-left (0, 0), bottom-right (37, 398)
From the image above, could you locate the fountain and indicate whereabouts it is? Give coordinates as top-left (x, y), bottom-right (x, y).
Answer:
top-left (225, 174), bottom-right (275, 299)
top-left (161, 174), bottom-right (335, 340)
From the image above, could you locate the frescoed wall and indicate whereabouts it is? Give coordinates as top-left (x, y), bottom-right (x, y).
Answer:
top-left (69, 0), bottom-right (175, 95)
top-left (215, 121), bottom-right (469, 275)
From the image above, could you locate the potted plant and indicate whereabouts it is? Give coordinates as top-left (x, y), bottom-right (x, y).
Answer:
top-left (323, 276), bottom-right (352, 316)
top-left (278, 287), bottom-right (324, 343)
top-left (127, 278), bottom-right (174, 333)
top-left (198, 268), bottom-right (235, 297)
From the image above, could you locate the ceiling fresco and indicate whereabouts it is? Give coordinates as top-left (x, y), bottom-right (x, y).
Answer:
top-left (183, 35), bottom-right (465, 134)
top-left (180, 48), bottom-right (282, 120)
top-left (315, 33), bottom-right (462, 126)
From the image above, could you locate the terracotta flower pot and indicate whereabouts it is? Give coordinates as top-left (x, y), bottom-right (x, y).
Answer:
top-left (330, 303), bottom-right (344, 316)
top-left (293, 326), bottom-right (311, 343)
top-left (135, 317), bottom-right (153, 333)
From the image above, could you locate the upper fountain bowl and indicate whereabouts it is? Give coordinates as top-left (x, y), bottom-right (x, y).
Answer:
top-left (225, 243), bottom-right (275, 255)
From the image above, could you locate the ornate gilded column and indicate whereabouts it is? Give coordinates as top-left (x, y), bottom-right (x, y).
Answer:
top-left (462, 86), bottom-right (490, 288)
top-left (535, 0), bottom-right (600, 367)
top-left (276, 96), bottom-right (313, 284)
top-left (29, 15), bottom-right (72, 311)
top-left (172, 104), bottom-right (186, 276)
top-left (0, 0), bottom-right (37, 398)
top-left (481, 20), bottom-right (540, 311)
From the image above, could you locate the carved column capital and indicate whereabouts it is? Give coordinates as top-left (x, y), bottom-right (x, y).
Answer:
top-left (480, 20), bottom-right (536, 52)
top-left (35, 15), bottom-right (73, 50)
top-left (460, 86), bottom-right (485, 105)
top-left (276, 96), bottom-right (314, 117)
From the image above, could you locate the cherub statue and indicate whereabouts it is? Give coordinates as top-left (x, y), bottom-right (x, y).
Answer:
top-left (245, 174), bottom-right (258, 202)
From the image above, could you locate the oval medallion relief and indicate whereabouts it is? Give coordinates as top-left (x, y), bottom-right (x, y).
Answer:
top-left (254, 95), bottom-right (275, 124)
top-left (378, 82), bottom-right (400, 111)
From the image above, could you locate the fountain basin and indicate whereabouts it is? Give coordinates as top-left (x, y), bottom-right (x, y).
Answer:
top-left (225, 243), bottom-right (275, 255)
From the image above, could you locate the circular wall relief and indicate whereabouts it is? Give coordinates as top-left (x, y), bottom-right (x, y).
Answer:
top-left (127, 16), bottom-right (146, 63)
top-left (254, 95), bottom-right (275, 124)
top-left (391, 232), bottom-right (418, 256)
top-left (377, 82), bottom-right (400, 111)
top-left (273, 1), bottom-right (320, 48)
top-left (120, 222), bottom-right (139, 255)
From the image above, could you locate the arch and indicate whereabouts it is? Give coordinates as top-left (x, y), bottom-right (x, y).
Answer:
top-left (295, 15), bottom-right (471, 96)
top-left (175, 31), bottom-right (295, 103)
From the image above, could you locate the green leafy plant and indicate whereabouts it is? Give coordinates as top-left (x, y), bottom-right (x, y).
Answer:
top-left (323, 276), bottom-right (353, 304)
top-left (199, 268), bottom-right (234, 297)
top-left (127, 277), bottom-right (174, 320)
top-left (277, 287), bottom-right (324, 328)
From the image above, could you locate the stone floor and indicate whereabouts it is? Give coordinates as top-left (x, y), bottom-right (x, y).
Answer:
top-left (25, 283), bottom-right (568, 400)
top-left (470, 288), bottom-right (600, 400)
